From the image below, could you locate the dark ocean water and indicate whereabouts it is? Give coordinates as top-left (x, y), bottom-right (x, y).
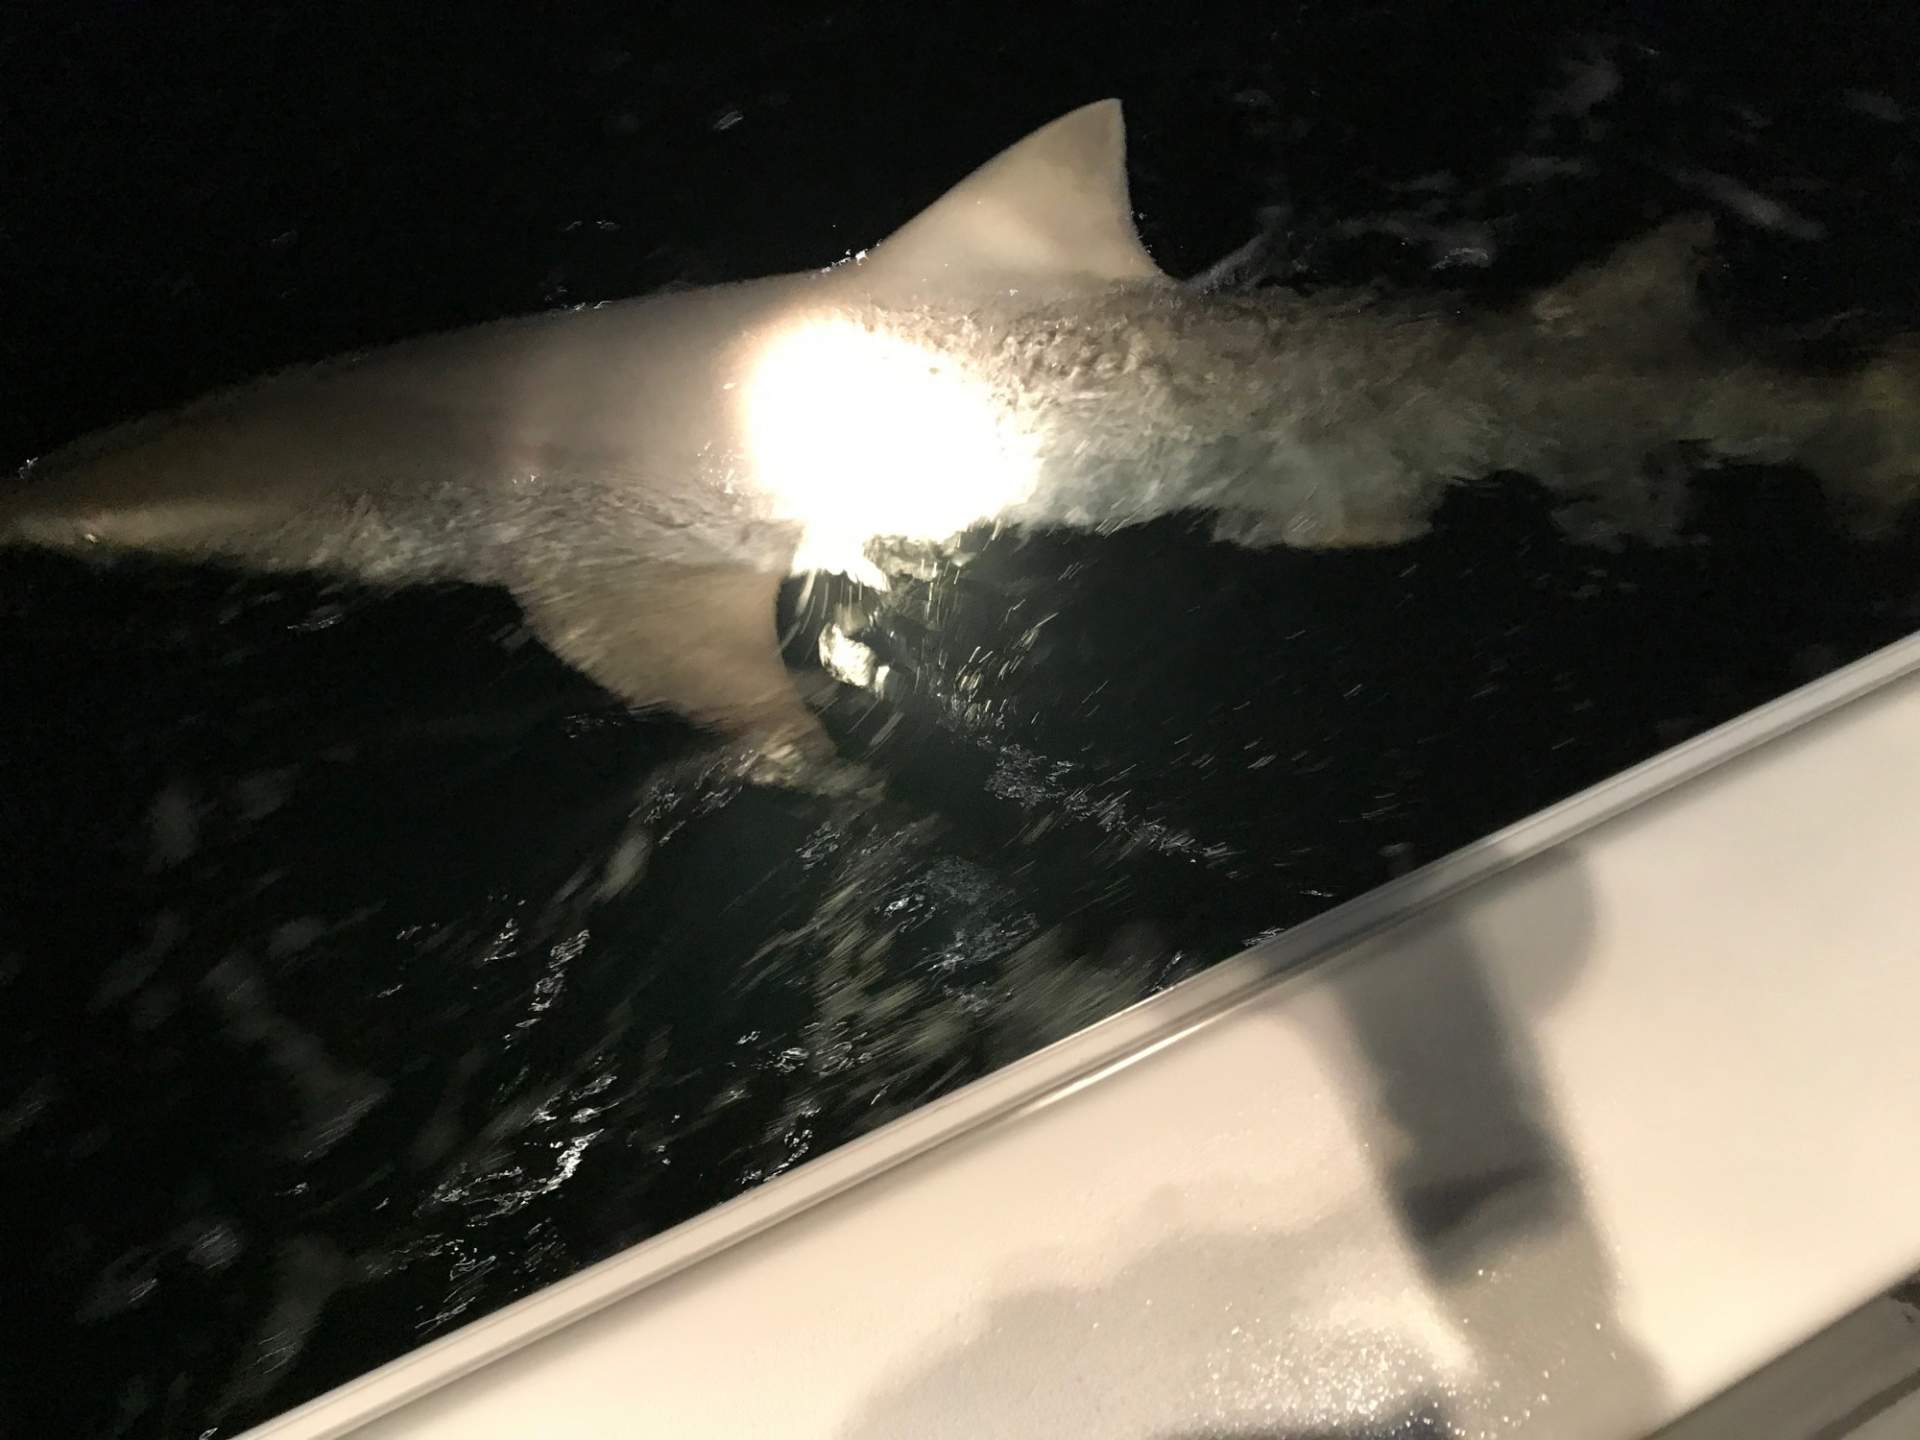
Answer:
top-left (2, 3), bottom-right (1918, 1435)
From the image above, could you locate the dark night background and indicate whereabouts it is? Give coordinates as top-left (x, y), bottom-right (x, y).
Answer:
top-left (2, 2), bottom-right (1918, 1436)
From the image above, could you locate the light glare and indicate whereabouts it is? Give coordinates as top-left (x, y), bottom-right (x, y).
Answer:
top-left (745, 317), bottom-right (1038, 586)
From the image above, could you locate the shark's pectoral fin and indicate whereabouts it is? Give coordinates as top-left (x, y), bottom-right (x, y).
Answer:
top-left (514, 560), bottom-right (831, 757)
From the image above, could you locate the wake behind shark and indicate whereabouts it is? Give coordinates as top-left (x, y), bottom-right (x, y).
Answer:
top-left (5, 100), bottom-right (1916, 754)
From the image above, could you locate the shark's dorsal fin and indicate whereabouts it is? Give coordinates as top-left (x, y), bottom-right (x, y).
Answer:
top-left (856, 99), bottom-right (1167, 295)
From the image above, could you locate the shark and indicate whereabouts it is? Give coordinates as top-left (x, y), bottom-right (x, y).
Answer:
top-left (4, 100), bottom-right (1916, 758)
